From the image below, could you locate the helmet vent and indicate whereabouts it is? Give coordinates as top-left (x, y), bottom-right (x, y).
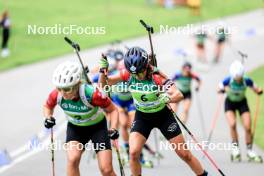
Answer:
top-left (58, 75), bottom-right (61, 82)
top-left (73, 67), bottom-right (78, 73)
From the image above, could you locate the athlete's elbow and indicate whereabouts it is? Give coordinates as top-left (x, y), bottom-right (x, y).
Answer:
top-left (170, 91), bottom-right (183, 103)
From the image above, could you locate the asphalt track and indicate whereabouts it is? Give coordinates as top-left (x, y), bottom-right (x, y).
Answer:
top-left (0, 9), bottom-right (264, 176)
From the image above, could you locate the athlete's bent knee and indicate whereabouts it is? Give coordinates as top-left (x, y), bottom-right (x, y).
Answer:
top-left (178, 150), bottom-right (193, 162)
top-left (130, 148), bottom-right (141, 161)
top-left (100, 166), bottom-right (114, 176)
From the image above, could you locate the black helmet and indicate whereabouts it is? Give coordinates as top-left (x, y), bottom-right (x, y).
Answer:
top-left (114, 50), bottom-right (124, 61)
top-left (182, 61), bottom-right (192, 69)
top-left (124, 47), bottom-right (148, 74)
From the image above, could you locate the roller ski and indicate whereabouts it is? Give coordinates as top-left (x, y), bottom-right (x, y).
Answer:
top-left (143, 144), bottom-right (164, 159)
top-left (247, 150), bottom-right (263, 163)
top-left (120, 145), bottom-right (130, 166)
top-left (153, 151), bottom-right (164, 159)
top-left (231, 146), bottom-right (241, 162)
top-left (121, 153), bottom-right (129, 166)
top-left (140, 155), bottom-right (154, 168)
top-left (141, 159), bottom-right (154, 168)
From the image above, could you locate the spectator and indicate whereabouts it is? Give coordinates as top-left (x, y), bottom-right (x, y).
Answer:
top-left (0, 11), bottom-right (11, 58)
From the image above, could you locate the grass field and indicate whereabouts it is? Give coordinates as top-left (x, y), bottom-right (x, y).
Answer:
top-left (246, 65), bottom-right (264, 149)
top-left (0, 0), bottom-right (263, 71)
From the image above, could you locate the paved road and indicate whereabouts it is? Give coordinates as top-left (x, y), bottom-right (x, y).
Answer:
top-left (0, 9), bottom-right (264, 176)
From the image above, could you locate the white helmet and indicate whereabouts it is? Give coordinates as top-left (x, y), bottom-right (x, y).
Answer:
top-left (52, 61), bottom-right (82, 88)
top-left (229, 60), bottom-right (244, 79)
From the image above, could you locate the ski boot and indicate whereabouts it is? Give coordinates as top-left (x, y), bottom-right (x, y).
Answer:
top-left (231, 146), bottom-right (241, 162)
top-left (247, 150), bottom-right (263, 163)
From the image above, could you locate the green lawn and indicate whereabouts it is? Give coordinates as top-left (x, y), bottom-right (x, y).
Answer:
top-left (0, 0), bottom-right (263, 71)
top-left (247, 65), bottom-right (264, 149)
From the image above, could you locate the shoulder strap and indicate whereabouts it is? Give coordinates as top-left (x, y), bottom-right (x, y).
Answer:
top-left (79, 84), bottom-right (94, 108)
top-left (56, 94), bottom-right (62, 106)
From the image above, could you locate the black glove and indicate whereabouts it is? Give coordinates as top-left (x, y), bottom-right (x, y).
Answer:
top-left (258, 90), bottom-right (263, 95)
top-left (108, 129), bottom-right (119, 140)
top-left (44, 117), bottom-right (56, 129)
top-left (84, 65), bottom-right (89, 74)
top-left (218, 89), bottom-right (225, 94)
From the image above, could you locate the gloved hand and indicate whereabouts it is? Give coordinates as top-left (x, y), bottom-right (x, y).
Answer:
top-left (44, 117), bottom-right (56, 129)
top-left (158, 93), bottom-right (171, 104)
top-left (218, 89), bottom-right (225, 94)
top-left (108, 129), bottom-right (119, 140)
top-left (257, 89), bottom-right (263, 95)
top-left (84, 65), bottom-right (89, 74)
top-left (149, 54), bottom-right (157, 66)
top-left (99, 57), bottom-right (109, 73)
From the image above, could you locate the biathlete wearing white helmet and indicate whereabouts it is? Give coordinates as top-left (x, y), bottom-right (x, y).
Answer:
top-left (45, 61), bottom-right (118, 152)
top-left (218, 60), bottom-right (263, 163)
top-left (219, 60), bottom-right (256, 114)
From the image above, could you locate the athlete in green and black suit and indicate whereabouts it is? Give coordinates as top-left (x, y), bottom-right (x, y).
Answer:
top-left (99, 47), bottom-right (208, 176)
top-left (43, 61), bottom-right (119, 176)
top-left (214, 26), bottom-right (228, 63)
top-left (171, 62), bottom-right (201, 123)
top-left (218, 60), bottom-right (263, 162)
top-left (94, 49), bottom-right (159, 167)
top-left (194, 30), bottom-right (208, 63)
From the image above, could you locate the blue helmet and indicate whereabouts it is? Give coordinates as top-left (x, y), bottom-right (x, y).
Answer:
top-left (124, 47), bottom-right (148, 74)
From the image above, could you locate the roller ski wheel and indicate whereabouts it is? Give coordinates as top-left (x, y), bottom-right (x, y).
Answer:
top-left (231, 153), bottom-right (241, 162)
top-left (247, 151), bottom-right (263, 163)
top-left (121, 154), bottom-right (129, 166)
top-left (153, 152), bottom-right (164, 159)
top-left (141, 159), bottom-right (154, 168)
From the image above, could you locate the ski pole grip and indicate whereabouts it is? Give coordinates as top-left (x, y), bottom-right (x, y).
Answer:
top-left (64, 37), bottom-right (73, 45)
top-left (139, 19), bottom-right (154, 33)
top-left (238, 50), bottom-right (248, 58)
top-left (64, 37), bottom-right (80, 51)
top-left (101, 53), bottom-right (109, 75)
top-left (140, 19), bottom-right (148, 28)
top-left (101, 53), bottom-right (108, 60)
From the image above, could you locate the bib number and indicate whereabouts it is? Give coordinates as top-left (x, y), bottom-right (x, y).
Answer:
top-left (140, 94), bottom-right (148, 102)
